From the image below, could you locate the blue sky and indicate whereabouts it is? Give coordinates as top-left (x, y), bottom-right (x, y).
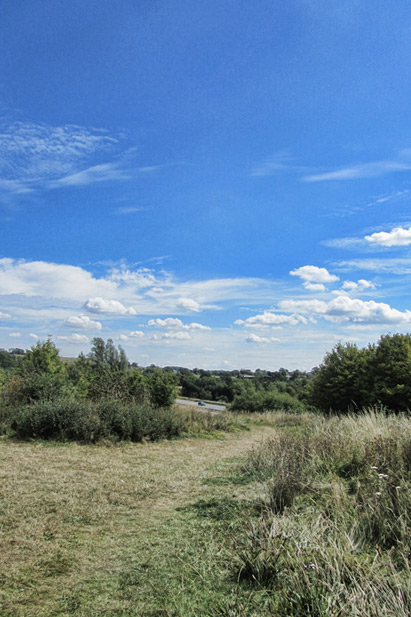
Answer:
top-left (2, 0), bottom-right (411, 370)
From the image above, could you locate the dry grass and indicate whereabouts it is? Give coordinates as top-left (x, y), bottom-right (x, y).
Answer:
top-left (0, 425), bottom-right (275, 616)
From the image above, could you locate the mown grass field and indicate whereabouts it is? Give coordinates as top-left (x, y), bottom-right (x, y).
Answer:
top-left (1, 408), bottom-right (410, 616)
top-left (0, 411), bottom-right (275, 617)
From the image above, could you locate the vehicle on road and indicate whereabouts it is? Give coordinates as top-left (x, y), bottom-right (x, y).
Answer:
top-left (198, 400), bottom-right (206, 406)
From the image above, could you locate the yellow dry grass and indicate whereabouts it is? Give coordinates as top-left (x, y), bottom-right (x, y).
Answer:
top-left (0, 426), bottom-right (275, 616)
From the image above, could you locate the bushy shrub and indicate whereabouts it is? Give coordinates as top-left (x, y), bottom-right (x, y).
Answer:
top-left (10, 398), bottom-right (182, 442)
top-left (231, 390), bottom-right (305, 413)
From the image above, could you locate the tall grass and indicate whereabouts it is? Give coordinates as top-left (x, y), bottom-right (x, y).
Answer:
top-left (232, 409), bottom-right (411, 616)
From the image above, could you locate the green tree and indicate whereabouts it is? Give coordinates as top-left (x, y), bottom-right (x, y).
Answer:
top-left (370, 333), bottom-right (411, 411)
top-left (147, 369), bottom-right (178, 408)
top-left (308, 342), bottom-right (372, 413)
top-left (12, 338), bottom-right (68, 403)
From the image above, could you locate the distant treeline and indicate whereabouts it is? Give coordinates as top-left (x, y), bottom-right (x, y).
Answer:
top-left (2, 332), bottom-right (411, 417)
top-left (0, 340), bottom-right (312, 415)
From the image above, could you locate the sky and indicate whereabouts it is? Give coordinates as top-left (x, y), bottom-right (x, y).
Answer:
top-left (2, 0), bottom-right (411, 370)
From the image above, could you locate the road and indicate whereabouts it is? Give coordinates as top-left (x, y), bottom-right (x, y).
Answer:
top-left (175, 398), bottom-right (227, 412)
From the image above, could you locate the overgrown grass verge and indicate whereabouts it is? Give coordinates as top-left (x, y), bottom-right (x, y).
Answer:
top-left (176, 405), bottom-right (249, 438)
top-left (230, 409), bottom-right (411, 616)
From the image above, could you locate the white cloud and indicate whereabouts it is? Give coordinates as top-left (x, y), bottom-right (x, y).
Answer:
top-left (154, 331), bottom-right (192, 340)
top-left (29, 333), bottom-right (39, 339)
top-left (9, 332), bottom-right (21, 337)
top-left (51, 162), bottom-right (130, 188)
top-left (251, 152), bottom-right (308, 177)
top-left (69, 333), bottom-right (90, 343)
top-left (325, 296), bottom-right (411, 324)
top-left (147, 317), bottom-right (211, 331)
top-left (129, 330), bottom-right (144, 338)
top-left (341, 279), bottom-right (375, 292)
top-left (148, 317), bottom-right (185, 329)
top-left (245, 333), bottom-right (280, 344)
top-left (303, 158), bottom-right (411, 182)
top-left (290, 265), bottom-right (339, 284)
top-left (57, 334), bottom-right (90, 343)
top-left (175, 297), bottom-right (201, 312)
top-left (0, 311), bottom-right (11, 319)
top-left (113, 206), bottom-right (143, 215)
top-left (64, 314), bottom-right (102, 330)
top-left (334, 258), bottom-right (411, 274)
top-left (235, 311), bottom-right (307, 327)
top-left (365, 226), bottom-right (411, 247)
top-left (303, 282), bottom-right (326, 291)
top-left (281, 295), bottom-right (411, 325)
top-left (84, 297), bottom-right (137, 315)
top-left (278, 299), bottom-right (328, 314)
top-left (119, 334), bottom-right (129, 341)
top-left (0, 121), bottom-right (117, 193)
top-left (322, 237), bottom-right (363, 249)
top-left (0, 258), bottom-right (116, 299)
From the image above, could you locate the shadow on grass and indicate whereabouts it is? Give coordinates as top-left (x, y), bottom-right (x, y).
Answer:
top-left (177, 497), bottom-right (257, 521)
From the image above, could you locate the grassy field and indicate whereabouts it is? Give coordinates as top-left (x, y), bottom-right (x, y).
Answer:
top-left (0, 416), bottom-right (275, 617)
top-left (1, 409), bottom-right (410, 616)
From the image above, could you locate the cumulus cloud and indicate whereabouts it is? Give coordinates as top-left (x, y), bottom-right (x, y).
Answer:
top-left (365, 226), bottom-right (411, 247)
top-left (129, 330), bottom-right (144, 337)
top-left (154, 331), bottom-right (192, 340)
top-left (57, 334), bottom-right (90, 343)
top-left (278, 299), bottom-right (328, 314)
top-left (303, 282), bottom-right (326, 292)
top-left (235, 311), bottom-right (307, 327)
top-left (0, 258), bottom-right (116, 299)
top-left (29, 333), bottom-right (39, 339)
top-left (175, 297), bottom-right (201, 312)
top-left (281, 296), bottom-right (411, 325)
top-left (0, 311), bottom-right (11, 319)
top-left (325, 296), bottom-right (411, 324)
top-left (84, 297), bottom-right (137, 315)
top-left (245, 333), bottom-right (280, 344)
top-left (147, 317), bottom-right (211, 331)
top-left (290, 265), bottom-right (339, 284)
top-left (341, 279), bottom-right (376, 292)
top-left (9, 332), bottom-right (21, 337)
top-left (64, 314), bottom-right (102, 330)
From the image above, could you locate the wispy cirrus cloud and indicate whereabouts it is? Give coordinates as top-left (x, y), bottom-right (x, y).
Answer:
top-left (112, 206), bottom-right (143, 216)
top-left (303, 153), bottom-right (411, 182)
top-left (49, 161), bottom-right (131, 188)
top-left (0, 120), bottom-right (164, 197)
top-left (334, 258), bottom-right (411, 274)
top-left (0, 121), bottom-right (117, 192)
top-left (251, 151), bottom-right (309, 177)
